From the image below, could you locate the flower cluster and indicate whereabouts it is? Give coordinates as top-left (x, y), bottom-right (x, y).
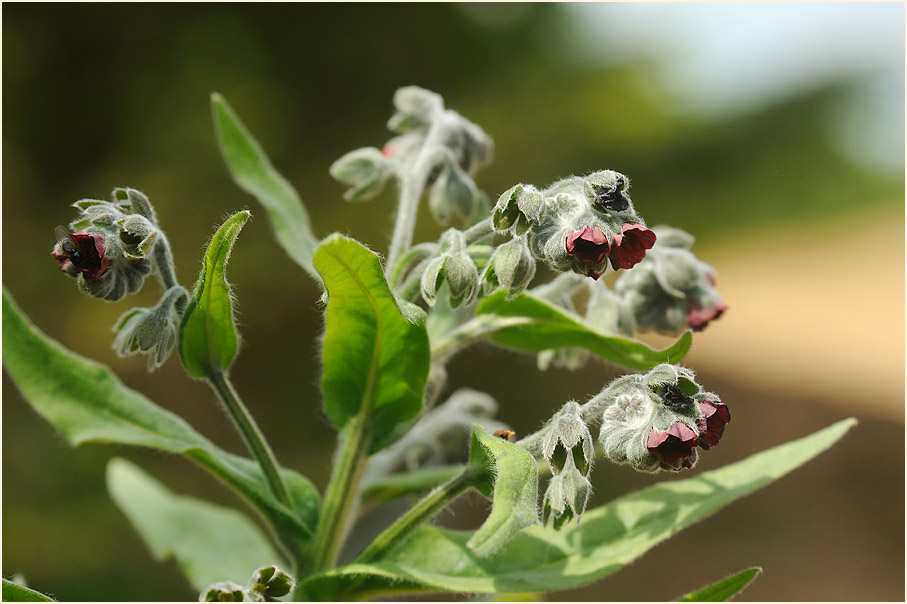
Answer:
top-left (51, 188), bottom-right (159, 301)
top-left (597, 364), bottom-right (729, 472)
top-left (494, 171), bottom-right (657, 281)
top-left (200, 565), bottom-right (293, 602)
top-left (53, 188), bottom-right (186, 369)
top-left (615, 226), bottom-right (726, 334)
top-left (330, 86), bottom-right (493, 227)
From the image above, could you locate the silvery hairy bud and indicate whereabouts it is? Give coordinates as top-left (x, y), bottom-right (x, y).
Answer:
top-left (542, 460), bottom-right (592, 530)
top-left (387, 85), bottom-right (444, 133)
top-left (329, 147), bottom-right (394, 201)
top-left (52, 188), bottom-right (161, 301)
top-left (420, 229), bottom-right (479, 308)
top-left (541, 401), bottom-right (594, 476)
top-left (246, 565), bottom-right (293, 602)
top-left (428, 159), bottom-right (480, 226)
top-left (597, 364), bottom-right (730, 473)
top-left (492, 183), bottom-right (545, 237)
top-left (615, 226), bottom-right (727, 334)
top-left (527, 171), bottom-right (656, 280)
top-left (112, 285), bottom-right (189, 370)
top-left (200, 582), bottom-right (245, 602)
top-left (482, 237), bottom-right (536, 299)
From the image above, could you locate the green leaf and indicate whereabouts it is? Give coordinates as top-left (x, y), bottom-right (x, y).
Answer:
top-left (1, 579), bottom-right (55, 602)
top-left (107, 458), bottom-right (283, 591)
top-left (314, 235), bottom-right (430, 453)
top-left (2, 289), bottom-right (318, 555)
top-left (301, 419), bottom-right (855, 598)
top-left (675, 566), bottom-right (762, 602)
top-left (362, 465), bottom-right (465, 506)
top-left (211, 93), bottom-right (319, 278)
top-left (476, 291), bottom-right (691, 371)
top-left (466, 424), bottom-right (540, 557)
top-left (179, 211), bottom-right (249, 378)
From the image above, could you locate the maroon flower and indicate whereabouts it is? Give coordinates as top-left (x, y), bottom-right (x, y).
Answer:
top-left (608, 223), bottom-right (656, 271)
top-left (646, 422), bottom-right (698, 465)
top-left (696, 400), bottom-right (730, 450)
top-left (687, 301), bottom-right (727, 331)
top-left (565, 226), bottom-right (610, 279)
top-left (52, 231), bottom-right (109, 280)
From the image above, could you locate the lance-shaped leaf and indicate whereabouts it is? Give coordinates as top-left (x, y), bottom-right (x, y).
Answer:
top-left (179, 211), bottom-right (248, 378)
top-left (2, 289), bottom-right (318, 554)
top-left (299, 419), bottom-right (854, 599)
top-left (315, 235), bottom-right (430, 453)
top-left (107, 458), bottom-right (283, 592)
top-left (675, 567), bottom-right (762, 602)
top-left (476, 291), bottom-right (691, 371)
top-left (466, 424), bottom-right (539, 558)
top-left (1, 580), bottom-right (55, 602)
top-left (212, 93), bottom-right (319, 278)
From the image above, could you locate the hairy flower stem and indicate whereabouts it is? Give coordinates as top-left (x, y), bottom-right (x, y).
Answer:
top-left (355, 468), bottom-right (476, 564)
top-left (431, 315), bottom-right (534, 360)
top-left (386, 113), bottom-right (450, 273)
top-left (151, 233), bottom-right (180, 293)
top-left (305, 416), bottom-right (372, 578)
top-left (208, 368), bottom-right (293, 509)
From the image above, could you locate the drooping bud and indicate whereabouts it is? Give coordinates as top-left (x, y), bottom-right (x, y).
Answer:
top-left (542, 457), bottom-right (592, 529)
top-left (428, 163), bottom-right (479, 226)
top-left (540, 401), bottom-right (594, 476)
top-left (615, 226), bottom-right (727, 334)
top-left (492, 184), bottom-right (545, 236)
top-left (200, 582), bottom-right (245, 602)
top-left (330, 147), bottom-right (394, 201)
top-left (387, 86), bottom-right (444, 133)
top-left (112, 285), bottom-right (188, 370)
top-left (420, 229), bottom-right (479, 308)
top-left (246, 565), bottom-right (293, 602)
top-left (482, 237), bottom-right (536, 299)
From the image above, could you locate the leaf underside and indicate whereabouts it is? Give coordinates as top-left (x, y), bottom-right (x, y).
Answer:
top-left (476, 291), bottom-right (691, 371)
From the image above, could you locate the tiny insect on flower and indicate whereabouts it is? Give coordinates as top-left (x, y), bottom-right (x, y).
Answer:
top-left (52, 226), bottom-right (109, 279)
top-left (493, 429), bottom-right (516, 441)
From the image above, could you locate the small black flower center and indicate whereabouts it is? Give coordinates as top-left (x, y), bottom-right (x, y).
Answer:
top-left (593, 177), bottom-right (629, 211)
top-left (657, 383), bottom-right (694, 408)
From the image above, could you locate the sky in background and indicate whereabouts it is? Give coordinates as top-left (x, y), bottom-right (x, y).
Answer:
top-left (567, 2), bottom-right (905, 174)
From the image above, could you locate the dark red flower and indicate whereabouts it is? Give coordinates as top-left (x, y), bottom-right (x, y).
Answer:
top-left (696, 400), bottom-right (730, 450)
top-left (52, 232), bottom-right (109, 280)
top-left (565, 226), bottom-right (610, 279)
top-left (687, 301), bottom-right (727, 331)
top-left (608, 223), bottom-right (656, 270)
top-left (646, 422), bottom-right (698, 465)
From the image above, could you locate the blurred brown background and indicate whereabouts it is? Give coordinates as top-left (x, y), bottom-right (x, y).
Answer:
top-left (3, 4), bottom-right (903, 601)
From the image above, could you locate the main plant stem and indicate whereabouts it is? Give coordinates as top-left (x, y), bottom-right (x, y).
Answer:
top-left (306, 415), bottom-right (372, 575)
top-left (208, 368), bottom-right (293, 508)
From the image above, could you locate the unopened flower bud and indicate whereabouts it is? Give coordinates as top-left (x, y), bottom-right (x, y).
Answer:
top-left (201, 582), bottom-right (245, 602)
top-left (542, 459), bottom-right (592, 529)
top-left (113, 187), bottom-right (158, 224)
top-left (420, 231), bottom-right (479, 308)
top-left (443, 251), bottom-right (479, 308)
top-left (428, 163), bottom-right (479, 226)
top-left (330, 147), bottom-right (394, 201)
top-left (615, 226), bottom-right (726, 334)
top-left (541, 401), bottom-right (594, 476)
top-left (482, 237), bottom-right (536, 299)
top-left (387, 86), bottom-right (444, 133)
top-left (492, 184), bottom-right (544, 236)
top-left (247, 565), bottom-right (293, 601)
top-left (112, 285), bottom-right (188, 370)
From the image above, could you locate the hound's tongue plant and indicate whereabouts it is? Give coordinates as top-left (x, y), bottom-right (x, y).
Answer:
top-left (2, 86), bottom-right (855, 602)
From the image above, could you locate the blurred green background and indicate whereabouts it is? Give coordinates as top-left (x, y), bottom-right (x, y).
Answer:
top-left (3, 3), bottom-right (903, 601)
